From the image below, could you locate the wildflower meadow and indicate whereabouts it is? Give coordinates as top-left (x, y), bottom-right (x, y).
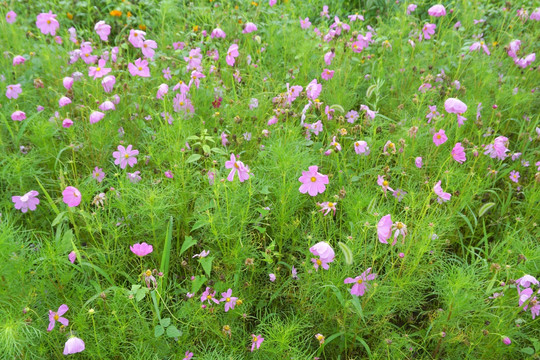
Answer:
top-left (2, 0), bottom-right (540, 358)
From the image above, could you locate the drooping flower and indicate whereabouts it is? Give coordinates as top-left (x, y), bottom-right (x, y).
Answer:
top-left (11, 111), bottom-right (26, 121)
top-left (317, 201), bottom-right (337, 216)
top-left (113, 145), bottom-right (139, 169)
top-left (59, 96), bottom-right (72, 107)
top-left (94, 21), bottom-right (111, 41)
top-left (243, 22), bottom-right (258, 33)
top-left (63, 336), bottom-right (85, 355)
top-left (321, 69), bottom-right (334, 80)
top-left (516, 275), bottom-right (539, 293)
top-left (428, 4), bottom-right (446, 17)
top-left (99, 101), bottom-right (115, 111)
top-left (422, 23), bottom-right (436, 40)
top-left (469, 39), bottom-right (490, 55)
top-left (315, 333), bottom-right (325, 345)
top-left (211, 27), bottom-right (226, 39)
top-left (451, 143), bottom-right (467, 163)
top-left (415, 157), bottom-right (423, 168)
top-left (68, 251), bottom-right (76, 264)
top-left (48, 304), bottom-right (69, 331)
top-left (220, 289), bottom-right (238, 312)
top-left (251, 334), bottom-right (264, 352)
top-left (89, 111), bottom-right (105, 124)
top-left (433, 129), bottom-right (448, 146)
top-left (62, 186), bottom-right (82, 207)
top-left (484, 136), bottom-right (509, 160)
top-left (182, 351), bottom-right (194, 360)
top-left (225, 153), bottom-right (250, 182)
top-left (426, 105), bottom-right (440, 123)
top-left (309, 241), bottom-right (335, 266)
top-left (407, 4), bottom-right (417, 15)
top-left (306, 79), bottom-right (322, 100)
top-left (130, 242), bottom-right (153, 257)
top-left (344, 268), bottom-right (377, 296)
top-left (6, 84), bottom-right (22, 99)
top-left (298, 166), bottom-right (329, 196)
top-left (128, 58), bottom-right (150, 77)
top-left (101, 75), bottom-right (116, 93)
top-left (36, 11), bottom-right (59, 36)
top-left (12, 55), bottom-right (25, 66)
top-left (377, 214), bottom-right (393, 244)
top-left (433, 181), bottom-right (451, 203)
top-left (12, 190), bottom-right (40, 213)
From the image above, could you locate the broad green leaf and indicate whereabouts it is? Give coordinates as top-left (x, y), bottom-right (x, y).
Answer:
top-left (186, 154), bottom-right (201, 163)
top-left (166, 325), bottom-right (182, 338)
top-left (180, 236), bottom-right (197, 255)
top-left (199, 256), bottom-right (214, 277)
top-left (154, 325), bottom-right (164, 338)
top-left (160, 318), bottom-right (171, 328)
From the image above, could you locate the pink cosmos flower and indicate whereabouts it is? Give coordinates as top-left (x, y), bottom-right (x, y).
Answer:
top-left (69, 251), bottom-right (76, 264)
top-left (182, 351), bottom-right (194, 360)
top-left (360, 104), bottom-right (376, 119)
top-left (444, 98), bottom-right (467, 115)
top-left (201, 287), bottom-right (220, 304)
top-left (128, 58), bottom-right (150, 77)
top-left (58, 96), bottom-right (71, 107)
top-left (348, 13), bottom-right (364, 21)
top-left (377, 175), bottom-right (394, 195)
top-left (101, 75), bottom-right (116, 93)
top-left (286, 83), bottom-right (303, 104)
top-left (269, 273), bottom-right (276, 282)
top-left (531, 8), bottom-right (540, 20)
top-left (251, 334), bottom-right (264, 352)
top-left (377, 215), bottom-right (393, 244)
top-left (346, 110), bottom-right (359, 123)
top-left (309, 241), bottom-right (335, 263)
top-left (434, 181), bottom-right (451, 203)
top-left (242, 22), bottom-right (257, 33)
top-left (426, 105), bottom-right (439, 123)
top-left (192, 250), bottom-right (209, 258)
top-left (128, 29), bottom-right (146, 48)
top-left (433, 129), bottom-right (448, 146)
top-left (354, 141), bottom-right (370, 155)
top-left (324, 51), bottom-right (335, 65)
top-left (226, 44), bottom-right (239, 66)
top-left (6, 84), bottom-right (22, 99)
top-left (422, 23), bottom-right (436, 40)
top-left (92, 167), bottom-right (105, 182)
top-left (300, 17), bottom-right (311, 29)
top-left (63, 337), bottom-right (85, 355)
top-left (269, 0), bottom-right (277, 6)
top-left (6, 10), bottom-right (16, 23)
top-left (211, 27), bottom-right (226, 39)
top-left (484, 136), bottom-right (509, 160)
top-left (509, 170), bottom-right (520, 183)
top-left (63, 77), bottom-right (74, 90)
top-left (418, 83), bottom-right (432, 93)
top-left (156, 84), bottom-right (169, 99)
top-left (221, 132), bottom-right (229, 147)
top-left (299, 166), bottom-right (329, 196)
top-left (317, 201), bottom-right (337, 216)
top-left (127, 171), bottom-right (141, 183)
top-left (11, 111), bottom-right (26, 121)
top-left (514, 53), bottom-right (536, 69)
top-left (452, 143), bottom-right (466, 163)
top-left (428, 4), bottom-right (446, 17)
top-left (130, 242), bottom-right (153, 257)
top-left (470, 40), bottom-right (490, 55)
top-left (184, 47), bottom-right (202, 69)
top-left (407, 4), bottom-right (417, 15)
top-left (94, 21), bottom-right (111, 41)
top-left (12, 55), bottom-right (25, 66)
top-left (48, 304), bottom-right (69, 331)
top-left (415, 157), bottom-right (423, 168)
top-left (344, 268), bottom-right (377, 296)
top-left (36, 11), bottom-right (59, 36)
top-left (63, 119), bottom-right (73, 128)
top-left (88, 59), bottom-right (111, 79)
top-left (113, 144), bottom-right (138, 169)
top-left (142, 39), bottom-right (158, 58)
top-left (89, 111), bottom-right (105, 124)
top-left (225, 153), bottom-right (250, 182)
top-left (62, 186), bottom-right (82, 207)
top-left (99, 101), bottom-right (115, 111)
top-left (220, 289), bottom-right (238, 312)
top-left (12, 190), bottom-right (39, 213)
top-left (507, 39), bottom-right (521, 58)
top-left (321, 69), bottom-right (334, 80)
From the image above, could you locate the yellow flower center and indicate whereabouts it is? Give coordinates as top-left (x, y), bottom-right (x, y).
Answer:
top-left (396, 222), bottom-right (404, 229)
top-left (138, 66), bottom-right (142, 71)
top-left (96, 67), bottom-right (101, 71)
top-left (311, 176), bottom-right (317, 182)
top-left (226, 297), bottom-right (231, 302)
top-left (145, 270), bottom-right (152, 276)
top-left (328, 202), bottom-right (334, 207)
top-left (357, 279), bottom-right (363, 284)
top-left (134, 33), bottom-right (138, 37)
top-left (47, 20), bottom-right (51, 24)
top-left (316, 259), bottom-right (322, 265)
top-left (234, 163), bottom-right (239, 169)
top-left (54, 314), bottom-right (59, 320)
top-left (124, 154), bottom-right (130, 158)
top-left (383, 180), bottom-right (388, 186)
top-left (206, 294), bottom-right (212, 299)
top-left (437, 135), bottom-right (441, 139)
top-left (253, 337), bottom-right (258, 342)
top-left (85, 53), bottom-right (89, 57)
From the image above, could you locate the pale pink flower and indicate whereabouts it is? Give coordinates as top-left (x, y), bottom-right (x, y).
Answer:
top-left (219, 289), bottom-right (238, 312)
top-left (251, 334), bottom-right (264, 352)
top-left (12, 190), bottom-right (40, 213)
top-left (128, 58), bottom-right (150, 77)
top-left (62, 186), bottom-right (82, 207)
top-left (433, 181), bottom-right (451, 203)
top-left (63, 337), bottom-right (85, 355)
top-left (226, 44), bottom-right (239, 66)
top-left (422, 23), bottom-right (436, 40)
top-left (99, 101), bottom-right (115, 111)
top-left (142, 39), bottom-right (158, 58)
top-left (156, 84), bottom-right (169, 99)
top-left (63, 77), bottom-right (74, 90)
top-left (324, 51), bottom-right (335, 65)
top-left (88, 59), bottom-right (111, 79)
top-left (113, 144), bottom-right (138, 169)
top-left (6, 84), bottom-right (22, 99)
top-left (89, 111), bottom-right (105, 124)
top-left (225, 153), bottom-right (250, 182)
top-left (11, 110), bottom-right (26, 121)
top-left (6, 10), bottom-right (16, 23)
top-left (415, 157), bottom-right (423, 168)
top-left (433, 129), bottom-right (448, 146)
top-left (94, 21), bottom-right (111, 41)
top-left (428, 4), bottom-right (446, 17)
top-left (211, 27), bottom-right (226, 39)
top-left (452, 143), bottom-right (466, 163)
top-left (300, 17), bottom-right (311, 29)
top-left (354, 141), bottom-right (370, 155)
top-left (317, 201), bottom-right (337, 216)
top-left (12, 55), bottom-right (25, 66)
top-left (101, 75), bottom-right (116, 93)
top-left (344, 268), bottom-right (376, 296)
top-left (48, 304), bottom-right (69, 331)
top-left (299, 166), bottom-right (329, 196)
top-left (321, 69), bottom-right (334, 80)
top-left (377, 175), bottom-right (394, 195)
top-left (130, 242), bottom-right (153, 257)
top-left (58, 96), bottom-right (71, 107)
top-left (69, 251), bottom-right (76, 264)
top-left (128, 29), bottom-right (146, 48)
top-left (242, 22), bottom-right (257, 33)
top-left (36, 11), bottom-right (59, 36)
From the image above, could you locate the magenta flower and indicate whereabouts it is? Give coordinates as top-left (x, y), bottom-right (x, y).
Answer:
top-left (377, 214), bottom-right (393, 244)
top-left (509, 170), bottom-right (520, 183)
top-left (113, 145), bottom-right (139, 169)
top-left (451, 143), bottom-right (466, 163)
top-left (242, 22), bottom-right (257, 33)
top-left (321, 69), bottom-right (334, 80)
top-left (94, 20), bottom-right (111, 41)
top-left (62, 186), bottom-right (82, 207)
top-left (36, 11), bottom-right (59, 36)
top-left (128, 58), bottom-right (150, 77)
top-left (516, 275), bottom-right (539, 293)
top-left (92, 167), bottom-right (105, 182)
top-left (220, 289), bottom-right (238, 312)
top-left (89, 111), bottom-right (105, 124)
top-left (12, 190), bottom-right (40, 213)
top-left (63, 77), bottom-right (74, 90)
top-left (58, 96), bottom-right (72, 107)
top-left (182, 351), bottom-right (194, 360)
top-left (354, 141), bottom-right (370, 155)
top-left (226, 44), bottom-right (239, 66)
top-left (300, 17), bottom-right (311, 29)
top-left (344, 268), bottom-right (377, 296)
top-left (502, 337), bottom-right (511, 346)
top-left (63, 119), bottom-right (73, 128)
top-left (484, 136), bottom-right (509, 160)
top-left (251, 334), bottom-right (264, 352)
top-left (69, 251), bottom-right (76, 264)
top-left (6, 84), bottom-right (22, 99)
top-left (324, 51), bottom-right (335, 65)
top-left (225, 153), bottom-right (251, 182)
top-left (407, 4), bottom-right (417, 15)
top-left (299, 166), bottom-right (329, 196)
top-left (63, 337), bottom-right (85, 355)
top-left (306, 79), bottom-right (322, 101)
top-left (211, 27), bottom-right (226, 39)
top-left (422, 23), bottom-right (436, 40)
top-left (360, 104), bottom-right (376, 119)
top-left (415, 157), bottom-right (423, 168)
top-left (99, 101), bottom-right (115, 111)
top-left (428, 4), bottom-right (446, 17)
top-left (201, 287), bottom-right (220, 304)
top-left (101, 75), bottom-right (116, 93)
top-left (142, 39), bottom-right (158, 58)
top-left (11, 110), bottom-right (26, 121)
top-left (88, 59), bottom-right (111, 79)
top-left (128, 29), bottom-right (146, 48)
top-left (13, 55), bottom-right (25, 66)
top-left (130, 242), bottom-right (153, 257)
top-left (433, 181), bottom-right (451, 203)
top-left (433, 129), bottom-right (448, 146)
top-left (6, 10), bottom-right (16, 23)
top-left (48, 304), bottom-right (69, 331)
top-left (469, 40), bottom-right (490, 55)
top-left (309, 241), bottom-right (335, 263)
